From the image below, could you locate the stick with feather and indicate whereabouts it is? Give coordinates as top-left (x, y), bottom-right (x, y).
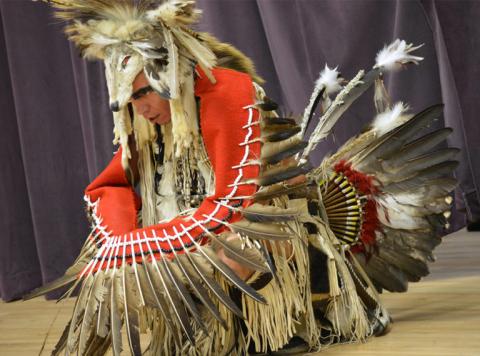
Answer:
top-left (300, 39), bottom-right (423, 162)
top-left (299, 65), bottom-right (344, 139)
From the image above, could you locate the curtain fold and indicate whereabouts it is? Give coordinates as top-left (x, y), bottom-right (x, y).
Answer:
top-left (0, 0), bottom-right (478, 301)
top-left (0, 10), bottom-right (43, 300)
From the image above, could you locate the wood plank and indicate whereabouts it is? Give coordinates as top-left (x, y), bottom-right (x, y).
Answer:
top-left (0, 228), bottom-right (478, 355)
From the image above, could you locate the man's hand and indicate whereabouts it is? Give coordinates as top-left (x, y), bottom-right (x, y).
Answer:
top-left (215, 232), bottom-right (294, 281)
top-left (216, 233), bottom-right (255, 281)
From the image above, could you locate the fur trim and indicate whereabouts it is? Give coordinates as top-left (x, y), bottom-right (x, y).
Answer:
top-left (146, 0), bottom-right (201, 26)
top-left (200, 33), bottom-right (264, 84)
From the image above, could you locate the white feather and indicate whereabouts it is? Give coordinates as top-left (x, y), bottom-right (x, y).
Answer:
top-left (302, 69), bottom-right (364, 158)
top-left (171, 28), bottom-right (217, 83)
top-left (372, 102), bottom-right (412, 136)
top-left (316, 64), bottom-right (342, 95)
top-left (91, 33), bottom-right (120, 46)
top-left (377, 200), bottom-right (429, 230)
top-left (146, 0), bottom-right (200, 26)
top-left (129, 41), bottom-right (153, 50)
top-left (374, 39), bottom-right (423, 71)
top-left (391, 190), bottom-right (428, 206)
top-left (164, 29), bottom-right (179, 99)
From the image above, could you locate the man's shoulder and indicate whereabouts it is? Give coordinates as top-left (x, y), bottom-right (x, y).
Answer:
top-left (211, 66), bottom-right (252, 81)
top-left (195, 65), bottom-right (253, 95)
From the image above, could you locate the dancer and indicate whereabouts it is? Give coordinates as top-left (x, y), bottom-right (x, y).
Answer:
top-left (28, 1), bottom-right (457, 355)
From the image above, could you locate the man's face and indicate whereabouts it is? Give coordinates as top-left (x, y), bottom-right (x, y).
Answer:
top-left (131, 71), bottom-right (171, 125)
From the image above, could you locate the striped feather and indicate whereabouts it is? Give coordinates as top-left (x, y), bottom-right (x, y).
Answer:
top-left (211, 236), bottom-right (270, 273)
top-left (160, 258), bottom-right (207, 333)
top-left (240, 203), bottom-right (298, 223)
top-left (230, 220), bottom-right (292, 241)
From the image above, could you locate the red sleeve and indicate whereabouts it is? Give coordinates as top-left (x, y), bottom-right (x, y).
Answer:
top-left (84, 67), bottom-right (261, 273)
top-left (84, 149), bottom-right (140, 235)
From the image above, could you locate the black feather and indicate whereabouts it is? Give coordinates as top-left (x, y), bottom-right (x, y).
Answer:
top-left (303, 87), bottom-right (326, 136)
top-left (161, 259), bottom-right (208, 333)
top-left (174, 256), bottom-right (227, 328)
top-left (51, 320), bottom-right (71, 356)
top-left (123, 269), bottom-right (142, 356)
top-left (370, 104), bottom-right (444, 164)
top-left (383, 160), bottom-right (458, 192)
top-left (384, 127), bottom-right (453, 166)
top-left (183, 253), bottom-right (245, 318)
top-left (264, 126), bottom-right (301, 142)
top-left (211, 236), bottom-right (270, 272)
top-left (264, 117), bottom-right (297, 126)
top-left (259, 96), bottom-right (278, 111)
top-left (257, 161), bottom-right (313, 186)
top-left (145, 261), bottom-right (195, 345)
top-left (263, 140), bottom-right (308, 165)
top-left (200, 247), bottom-right (267, 304)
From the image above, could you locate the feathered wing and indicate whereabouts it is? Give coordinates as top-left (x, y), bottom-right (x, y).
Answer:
top-left (315, 104), bottom-right (456, 293)
top-left (294, 39), bottom-right (455, 295)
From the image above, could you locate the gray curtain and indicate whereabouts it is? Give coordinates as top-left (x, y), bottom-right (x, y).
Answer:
top-left (0, 0), bottom-right (478, 301)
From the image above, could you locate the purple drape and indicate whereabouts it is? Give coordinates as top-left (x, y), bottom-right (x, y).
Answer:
top-left (0, 0), bottom-right (478, 301)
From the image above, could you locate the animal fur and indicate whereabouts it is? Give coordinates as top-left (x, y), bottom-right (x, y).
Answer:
top-left (199, 32), bottom-right (264, 84)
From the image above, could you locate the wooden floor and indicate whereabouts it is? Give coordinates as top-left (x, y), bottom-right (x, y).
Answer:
top-left (1, 229), bottom-right (479, 356)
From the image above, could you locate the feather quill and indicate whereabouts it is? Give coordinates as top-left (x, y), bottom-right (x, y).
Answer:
top-left (253, 182), bottom-right (312, 202)
top-left (240, 203), bottom-right (299, 223)
top-left (382, 127), bottom-right (453, 169)
top-left (354, 104), bottom-right (444, 170)
top-left (356, 254), bottom-right (408, 292)
top-left (110, 274), bottom-right (123, 356)
top-left (257, 161), bottom-right (312, 186)
top-left (191, 219), bottom-right (270, 272)
top-left (164, 28), bottom-right (179, 99)
top-left (382, 161), bottom-right (458, 193)
top-left (180, 224), bottom-right (266, 304)
top-left (66, 275), bottom-right (95, 353)
top-left (214, 237), bottom-right (270, 273)
top-left (225, 219), bottom-right (292, 241)
top-left (300, 65), bottom-right (342, 138)
top-left (383, 148), bottom-right (460, 179)
top-left (164, 234), bottom-right (227, 327)
top-left (135, 261), bottom-right (182, 347)
top-left (78, 271), bottom-right (106, 355)
top-left (96, 277), bottom-right (112, 338)
top-left (182, 252), bottom-right (244, 318)
top-left (123, 266), bottom-right (142, 356)
top-left (389, 178), bottom-right (456, 202)
top-left (160, 256), bottom-right (208, 333)
top-left (51, 320), bottom-right (70, 356)
top-left (301, 69), bottom-right (376, 159)
top-left (23, 274), bottom-right (77, 300)
top-left (145, 259), bottom-right (195, 344)
top-left (261, 137), bottom-right (307, 165)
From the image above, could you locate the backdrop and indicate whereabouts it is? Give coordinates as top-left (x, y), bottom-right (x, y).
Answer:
top-left (0, 0), bottom-right (478, 301)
